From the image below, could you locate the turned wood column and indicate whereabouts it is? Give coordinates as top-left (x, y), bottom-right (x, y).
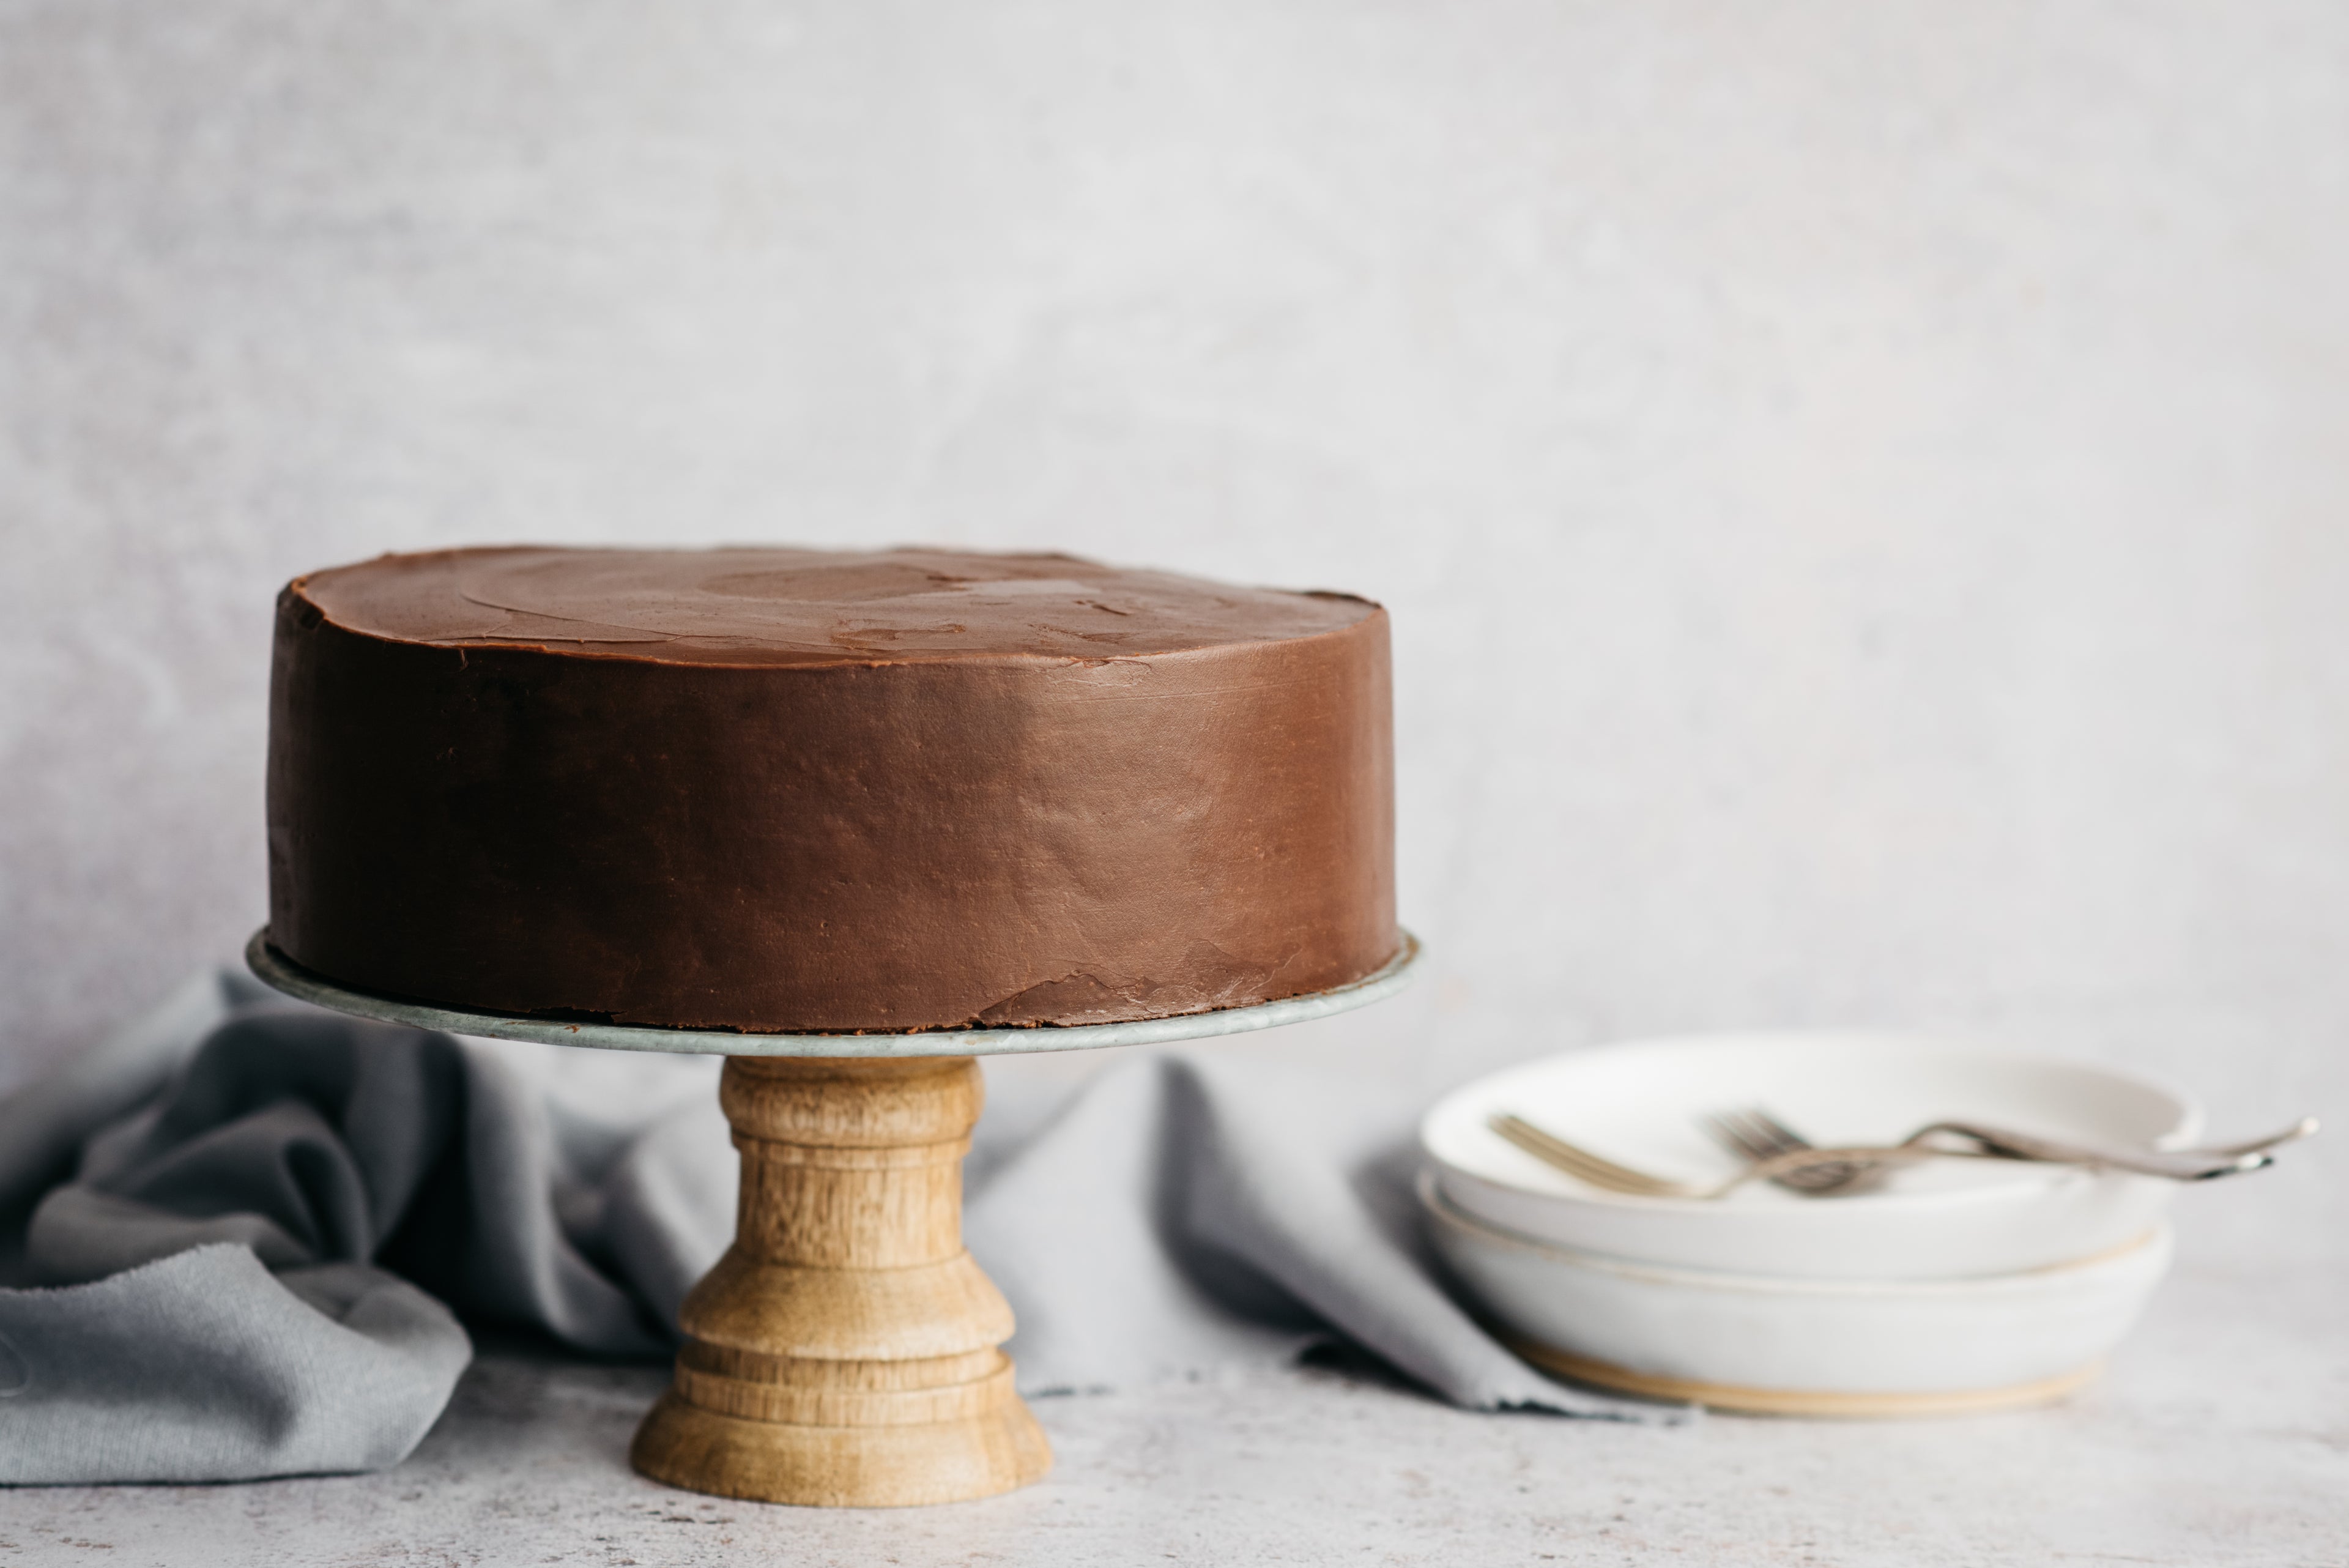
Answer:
top-left (630, 1055), bottom-right (1050, 1507)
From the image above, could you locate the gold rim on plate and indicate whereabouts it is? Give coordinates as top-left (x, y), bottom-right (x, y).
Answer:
top-left (1505, 1335), bottom-right (2104, 1418)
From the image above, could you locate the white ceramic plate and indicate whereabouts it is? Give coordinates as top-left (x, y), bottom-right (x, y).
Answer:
top-left (1421, 1032), bottom-right (2197, 1280)
top-left (1422, 1174), bottom-right (2172, 1416)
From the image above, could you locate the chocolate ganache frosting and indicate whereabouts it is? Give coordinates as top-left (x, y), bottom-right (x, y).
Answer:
top-left (266, 546), bottom-right (1397, 1032)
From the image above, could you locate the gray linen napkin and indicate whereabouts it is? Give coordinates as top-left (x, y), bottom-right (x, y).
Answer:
top-left (0, 970), bottom-right (1645, 1485)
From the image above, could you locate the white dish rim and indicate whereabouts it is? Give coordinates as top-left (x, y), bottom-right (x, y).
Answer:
top-left (1420, 1031), bottom-right (2200, 1217)
top-left (1417, 1169), bottom-right (2170, 1296)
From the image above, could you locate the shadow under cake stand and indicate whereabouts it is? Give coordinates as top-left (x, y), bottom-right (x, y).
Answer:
top-left (246, 929), bottom-right (1422, 1508)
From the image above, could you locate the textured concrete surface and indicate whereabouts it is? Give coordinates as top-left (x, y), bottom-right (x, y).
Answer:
top-left (1, 1260), bottom-right (2339, 1567)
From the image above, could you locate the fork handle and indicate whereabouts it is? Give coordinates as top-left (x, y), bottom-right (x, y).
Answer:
top-left (2197, 1116), bottom-right (2320, 1159)
top-left (1909, 1121), bottom-right (2272, 1181)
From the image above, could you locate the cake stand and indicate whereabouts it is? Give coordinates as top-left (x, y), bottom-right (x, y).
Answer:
top-left (246, 929), bottom-right (1422, 1508)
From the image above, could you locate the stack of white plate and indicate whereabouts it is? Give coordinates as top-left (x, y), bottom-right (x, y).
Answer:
top-left (1419, 1032), bottom-right (2189, 1416)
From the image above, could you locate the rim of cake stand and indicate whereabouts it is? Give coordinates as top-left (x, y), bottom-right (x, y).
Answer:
top-left (244, 927), bottom-right (1423, 1058)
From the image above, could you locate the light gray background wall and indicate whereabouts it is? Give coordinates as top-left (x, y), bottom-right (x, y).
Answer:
top-left (3, 4), bottom-right (2343, 1257)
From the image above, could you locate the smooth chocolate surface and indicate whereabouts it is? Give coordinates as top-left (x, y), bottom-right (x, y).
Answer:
top-left (267, 546), bottom-right (1396, 1032)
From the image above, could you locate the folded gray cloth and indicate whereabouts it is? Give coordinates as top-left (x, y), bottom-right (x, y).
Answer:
top-left (0, 970), bottom-right (1647, 1485)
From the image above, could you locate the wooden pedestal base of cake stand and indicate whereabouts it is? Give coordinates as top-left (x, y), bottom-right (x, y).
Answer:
top-left (245, 929), bottom-right (1421, 1509)
top-left (629, 1054), bottom-right (1049, 1506)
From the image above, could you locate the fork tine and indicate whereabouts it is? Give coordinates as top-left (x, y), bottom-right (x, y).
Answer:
top-left (1703, 1113), bottom-right (1757, 1163)
top-left (1491, 1110), bottom-right (1942, 1202)
top-left (1532, 1129), bottom-right (1681, 1196)
top-left (1707, 1110), bottom-right (1790, 1164)
top-left (1746, 1107), bottom-right (1815, 1153)
top-left (1488, 1114), bottom-right (1697, 1197)
top-left (1732, 1105), bottom-right (1893, 1195)
top-left (1704, 1106), bottom-right (1847, 1194)
top-left (1750, 1110), bottom-right (1810, 1159)
top-left (1737, 1110), bottom-right (1787, 1159)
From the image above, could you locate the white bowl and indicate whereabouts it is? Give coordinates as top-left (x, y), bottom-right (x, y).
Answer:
top-left (1423, 1175), bottom-right (2172, 1416)
top-left (1421, 1032), bottom-right (2196, 1281)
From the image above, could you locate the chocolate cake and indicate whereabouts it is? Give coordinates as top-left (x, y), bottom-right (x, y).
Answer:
top-left (265, 546), bottom-right (1396, 1032)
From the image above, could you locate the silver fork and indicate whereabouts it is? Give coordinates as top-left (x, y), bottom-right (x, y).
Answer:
top-left (1486, 1113), bottom-right (1959, 1199)
top-left (1488, 1110), bottom-right (2316, 1200)
top-left (1705, 1108), bottom-right (1890, 1196)
top-left (1707, 1106), bottom-right (2320, 1193)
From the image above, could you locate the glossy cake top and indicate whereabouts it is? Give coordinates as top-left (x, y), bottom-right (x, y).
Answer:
top-left (291, 546), bottom-right (1378, 667)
